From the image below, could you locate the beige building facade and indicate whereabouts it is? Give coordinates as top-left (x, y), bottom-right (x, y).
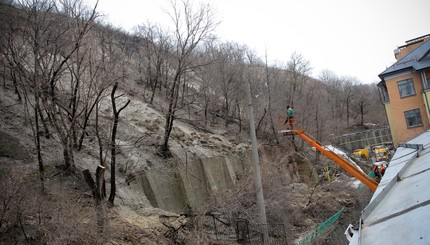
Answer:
top-left (378, 34), bottom-right (430, 145)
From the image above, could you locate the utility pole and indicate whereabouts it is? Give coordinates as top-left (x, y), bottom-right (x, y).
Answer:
top-left (246, 80), bottom-right (269, 244)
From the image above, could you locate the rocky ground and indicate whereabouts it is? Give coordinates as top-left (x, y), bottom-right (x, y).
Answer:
top-left (0, 84), bottom-right (372, 244)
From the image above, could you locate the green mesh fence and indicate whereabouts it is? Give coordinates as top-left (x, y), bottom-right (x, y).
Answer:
top-left (295, 208), bottom-right (345, 245)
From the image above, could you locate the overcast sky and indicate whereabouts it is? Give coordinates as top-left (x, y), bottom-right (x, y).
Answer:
top-left (86, 0), bottom-right (430, 84)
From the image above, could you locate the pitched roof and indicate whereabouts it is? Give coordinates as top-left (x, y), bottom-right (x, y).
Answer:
top-left (379, 38), bottom-right (430, 79)
top-left (348, 130), bottom-right (430, 244)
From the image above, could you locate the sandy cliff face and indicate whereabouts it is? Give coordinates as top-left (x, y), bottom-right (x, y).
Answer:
top-left (84, 89), bottom-right (253, 212)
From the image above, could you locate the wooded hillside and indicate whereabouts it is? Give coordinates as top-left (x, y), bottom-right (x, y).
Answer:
top-left (0, 0), bottom-right (385, 244)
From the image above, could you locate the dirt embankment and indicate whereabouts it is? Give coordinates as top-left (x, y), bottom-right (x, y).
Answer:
top-left (0, 85), bottom-right (371, 244)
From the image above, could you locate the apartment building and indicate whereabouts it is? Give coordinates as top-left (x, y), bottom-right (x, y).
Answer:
top-left (378, 34), bottom-right (430, 145)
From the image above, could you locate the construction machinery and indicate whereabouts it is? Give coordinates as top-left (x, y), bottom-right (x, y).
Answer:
top-left (352, 145), bottom-right (390, 161)
top-left (373, 145), bottom-right (389, 161)
top-left (352, 148), bottom-right (369, 160)
top-left (281, 129), bottom-right (379, 191)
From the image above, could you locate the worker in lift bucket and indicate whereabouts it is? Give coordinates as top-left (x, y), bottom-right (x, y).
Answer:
top-left (284, 105), bottom-right (295, 130)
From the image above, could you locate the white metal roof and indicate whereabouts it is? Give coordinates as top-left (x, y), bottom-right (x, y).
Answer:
top-left (348, 130), bottom-right (430, 245)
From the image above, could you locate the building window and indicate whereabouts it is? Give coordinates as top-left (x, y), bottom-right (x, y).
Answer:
top-left (404, 108), bottom-right (423, 128)
top-left (398, 78), bottom-right (416, 98)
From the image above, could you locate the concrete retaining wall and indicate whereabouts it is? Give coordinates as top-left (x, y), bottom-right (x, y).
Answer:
top-left (332, 128), bottom-right (392, 153)
top-left (138, 153), bottom-right (250, 212)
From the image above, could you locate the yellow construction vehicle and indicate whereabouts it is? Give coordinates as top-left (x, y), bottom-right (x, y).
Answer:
top-left (352, 148), bottom-right (369, 160)
top-left (352, 145), bottom-right (390, 162)
top-left (373, 145), bottom-right (389, 161)
top-left (281, 129), bottom-right (379, 191)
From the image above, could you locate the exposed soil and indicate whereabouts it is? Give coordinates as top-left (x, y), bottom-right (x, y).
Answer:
top-left (0, 84), bottom-right (372, 244)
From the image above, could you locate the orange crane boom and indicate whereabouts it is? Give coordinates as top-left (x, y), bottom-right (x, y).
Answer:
top-left (284, 130), bottom-right (378, 191)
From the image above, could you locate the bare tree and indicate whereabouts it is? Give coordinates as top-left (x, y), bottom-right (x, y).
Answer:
top-left (243, 49), bottom-right (267, 134)
top-left (340, 76), bottom-right (358, 127)
top-left (73, 44), bottom-right (113, 151)
top-left (285, 52), bottom-right (312, 107)
top-left (264, 50), bottom-right (279, 143)
top-left (217, 43), bottom-right (243, 127)
top-left (266, 65), bottom-right (289, 129)
top-left (8, 0), bottom-right (99, 172)
top-left (0, 0), bottom-right (13, 5)
top-left (352, 84), bottom-right (374, 126)
top-left (319, 70), bottom-right (369, 130)
top-left (319, 70), bottom-right (344, 132)
top-left (135, 22), bottom-right (172, 104)
top-left (198, 38), bottom-right (219, 127)
top-left (1, 0), bottom-right (99, 193)
top-left (365, 82), bottom-right (388, 126)
top-left (85, 24), bottom-right (129, 200)
top-left (108, 82), bottom-right (130, 205)
top-left (202, 41), bottom-right (246, 128)
top-left (158, 0), bottom-right (218, 156)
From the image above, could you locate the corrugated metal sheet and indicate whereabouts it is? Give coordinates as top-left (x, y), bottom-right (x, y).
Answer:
top-left (349, 130), bottom-right (430, 245)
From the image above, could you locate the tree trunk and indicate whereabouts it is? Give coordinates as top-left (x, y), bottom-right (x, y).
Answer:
top-left (108, 82), bottom-right (130, 205)
top-left (10, 70), bottom-right (22, 101)
top-left (315, 105), bottom-right (321, 164)
top-left (83, 166), bottom-right (106, 238)
top-left (256, 108), bottom-right (267, 135)
top-left (265, 55), bottom-right (278, 144)
top-left (160, 72), bottom-right (181, 156)
top-left (34, 100), bottom-right (45, 192)
top-left (61, 135), bottom-right (75, 171)
top-left (235, 98), bottom-right (242, 132)
top-left (2, 66), bottom-right (6, 89)
top-left (78, 90), bottom-right (104, 151)
top-left (223, 96), bottom-right (229, 127)
top-left (204, 95), bottom-right (209, 127)
top-left (108, 113), bottom-right (118, 205)
top-left (39, 111), bottom-right (50, 139)
top-left (95, 101), bottom-right (107, 197)
top-left (346, 98), bottom-right (350, 127)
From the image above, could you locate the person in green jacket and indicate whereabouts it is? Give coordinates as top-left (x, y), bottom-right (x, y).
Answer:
top-left (284, 105), bottom-right (295, 130)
